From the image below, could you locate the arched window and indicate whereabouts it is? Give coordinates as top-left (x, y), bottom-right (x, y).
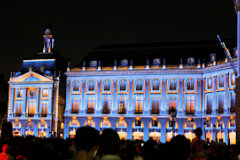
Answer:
top-left (132, 119), bottom-right (144, 140)
top-left (25, 121), bottom-right (34, 136)
top-left (116, 119), bottom-right (127, 140)
top-left (12, 121), bottom-right (21, 137)
top-left (100, 118), bottom-right (111, 132)
top-left (69, 119), bottom-right (80, 138)
top-left (149, 119), bottom-right (161, 142)
top-left (38, 121), bottom-right (48, 138)
top-left (166, 120), bottom-right (179, 142)
top-left (84, 119), bottom-right (95, 127)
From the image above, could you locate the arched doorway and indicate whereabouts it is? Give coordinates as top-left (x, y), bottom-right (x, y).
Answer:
top-left (204, 119), bottom-right (213, 143)
top-left (100, 117), bottom-right (111, 132)
top-left (38, 120), bottom-right (48, 138)
top-left (183, 118), bottom-right (196, 141)
top-left (69, 117), bottom-right (80, 138)
top-left (166, 118), bottom-right (178, 142)
top-left (149, 118), bottom-right (161, 142)
top-left (228, 117), bottom-right (236, 145)
top-left (12, 120), bottom-right (21, 136)
top-left (116, 117), bottom-right (127, 140)
top-left (132, 117), bottom-right (144, 140)
top-left (25, 120), bottom-right (34, 136)
top-left (215, 119), bottom-right (224, 143)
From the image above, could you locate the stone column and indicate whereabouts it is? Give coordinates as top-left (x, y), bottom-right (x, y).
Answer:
top-left (161, 79), bottom-right (166, 115)
top-left (128, 80), bottom-right (133, 115)
top-left (144, 80), bottom-right (149, 115)
top-left (213, 76), bottom-right (217, 115)
top-left (179, 79), bottom-right (183, 116)
top-left (65, 80), bottom-right (71, 114)
top-left (143, 118), bottom-right (151, 141)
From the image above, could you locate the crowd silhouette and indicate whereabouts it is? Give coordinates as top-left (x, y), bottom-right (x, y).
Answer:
top-left (0, 124), bottom-right (238, 160)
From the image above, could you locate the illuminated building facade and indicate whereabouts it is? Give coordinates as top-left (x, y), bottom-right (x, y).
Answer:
top-left (64, 53), bottom-right (237, 144)
top-left (7, 29), bottom-right (60, 138)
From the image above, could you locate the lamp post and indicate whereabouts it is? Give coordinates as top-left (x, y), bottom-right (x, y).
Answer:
top-left (169, 108), bottom-right (177, 138)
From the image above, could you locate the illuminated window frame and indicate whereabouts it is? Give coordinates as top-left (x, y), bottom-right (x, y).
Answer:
top-left (185, 78), bottom-right (195, 91)
top-left (218, 75), bottom-right (225, 89)
top-left (134, 79), bottom-right (144, 92)
top-left (72, 80), bottom-right (80, 92)
top-left (206, 77), bottom-right (213, 90)
top-left (42, 88), bottom-right (49, 98)
top-left (102, 80), bottom-right (112, 92)
top-left (151, 79), bottom-right (161, 92)
top-left (118, 79), bottom-right (128, 92)
top-left (87, 80), bottom-right (96, 92)
top-left (168, 79), bottom-right (178, 91)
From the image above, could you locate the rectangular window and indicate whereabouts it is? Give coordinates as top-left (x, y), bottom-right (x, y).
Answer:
top-left (120, 83), bottom-right (126, 91)
top-left (151, 97), bottom-right (159, 114)
top-left (217, 94), bottom-right (224, 114)
top-left (206, 95), bottom-right (213, 114)
top-left (17, 89), bottom-right (23, 98)
top-left (169, 81), bottom-right (177, 90)
top-left (135, 97), bottom-right (143, 114)
top-left (152, 80), bottom-right (160, 91)
top-left (169, 96), bottom-right (177, 110)
top-left (89, 84), bottom-right (95, 91)
top-left (186, 79), bottom-right (195, 90)
top-left (42, 102), bottom-right (48, 117)
top-left (104, 82), bottom-right (111, 92)
top-left (73, 82), bottom-right (80, 92)
top-left (231, 73), bottom-right (236, 86)
top-left (28, 99), bottom-right (36, 117)
top-left (230, 92), bottom-right (235, 113)
top-left (152, 120), bottom-right (158, 127)
top-left (102, 97), bottom-right (111, 114)
top-left (207, 78), bottom-right (212, 89)
top-left (87, 97), bottom-right (95, 113)
top-left (16, 102), bottom-right (22, 117)
top-left (219, 76), bottom-right (224, 88)
top-left (136, 83), bottom-right (143, 91)
top-left (186, 96), bottom-right (195, 114)
top-left (42, 88), bottom-right (48, 97)
top-left (118, 97), bottom-right (127, 114)
top-left (72, 98), bottom-right (79, 114)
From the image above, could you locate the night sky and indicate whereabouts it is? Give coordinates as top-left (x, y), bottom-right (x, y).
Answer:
top-left (0, 0), bottom-right (237, 80)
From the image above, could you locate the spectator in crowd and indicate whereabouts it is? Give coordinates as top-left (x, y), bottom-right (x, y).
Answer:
top-left (72, 126), bottom-right (99, 160)
top-left (0, 144), bottom-right (13, 160)
top-left (99, 129), bottom-right (121, 160)
top-left (167, 135), bottom-right (191, 160)
top-left (190, 128), bottom-right (207, 160)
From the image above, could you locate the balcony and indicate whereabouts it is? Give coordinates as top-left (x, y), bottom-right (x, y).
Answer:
top-left (230, 107), bottom-right (235, 113)
top-left (86, 108), bottom-right (94, 114)
top-left (217, 108), bottom-right (224, 114)
top-left (134, 110), bottom-right (143, 114)
top-left (102, 108), bottom-right (110, 114)
top-left (14, 113), bottom-right (22, 117)
top-left (151, 109), bottom-right (160, 114)
top-left (185, 110), bottom-right (195, 115)
top-left (118, 108), bottom-right (126, 114)
top-left (206, 109), bottom-right (212, 115)
top-left (26, 113), bottom-right (34, 117)
top-left (39, 113), bottom-right (48, 117)
top-left (71, 110), bottom-right (79, 114)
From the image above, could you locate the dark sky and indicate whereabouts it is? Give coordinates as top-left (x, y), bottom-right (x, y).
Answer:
top-left (0, 0), bottom-right (237, 79)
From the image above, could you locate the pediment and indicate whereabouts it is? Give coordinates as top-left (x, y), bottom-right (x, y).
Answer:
top-left (10, 71), bottom-right (53, 83)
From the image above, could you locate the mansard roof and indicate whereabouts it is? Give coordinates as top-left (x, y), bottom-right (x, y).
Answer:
top-left (78, 39), bottom-right (236, 67)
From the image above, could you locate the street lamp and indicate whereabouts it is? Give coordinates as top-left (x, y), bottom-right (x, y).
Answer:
top-left (169, 107), bottom-right (177, 137)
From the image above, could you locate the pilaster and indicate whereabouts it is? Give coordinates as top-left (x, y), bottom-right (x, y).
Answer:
top-left (161, 80), bottom-right (166, 115)
top-left (213, 76), bottom-right (217, 115)
top-left (144, 80), bottom-right (149, 114)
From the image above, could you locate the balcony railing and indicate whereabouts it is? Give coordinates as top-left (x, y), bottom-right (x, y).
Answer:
top-left (217, 108), bottom-right (224, 114)
top-left (102, 108), bottom-right (110, 114)
top-left (185, 110), bottom-right (195, 115)
top-left (118, 108), bottom-right (126, 114)
top-left (134, 110), bottom-right (143, 114)
top-left (151, 109), bottom-right (160, 114)
top-left (26, 113), bottom-right (35, 117)
top-left (39, 113), bottom-right (48, 117)
top-left (206, 109), bottom-right (212, 115)
top-left (71, 110), bottom-right (79, 114)
top-left (86, 108), bottom-right (94, 114)
top-left (14, 113), bottom-right (22, 117)
top-left (230, 107), bottom-right (235, 113)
